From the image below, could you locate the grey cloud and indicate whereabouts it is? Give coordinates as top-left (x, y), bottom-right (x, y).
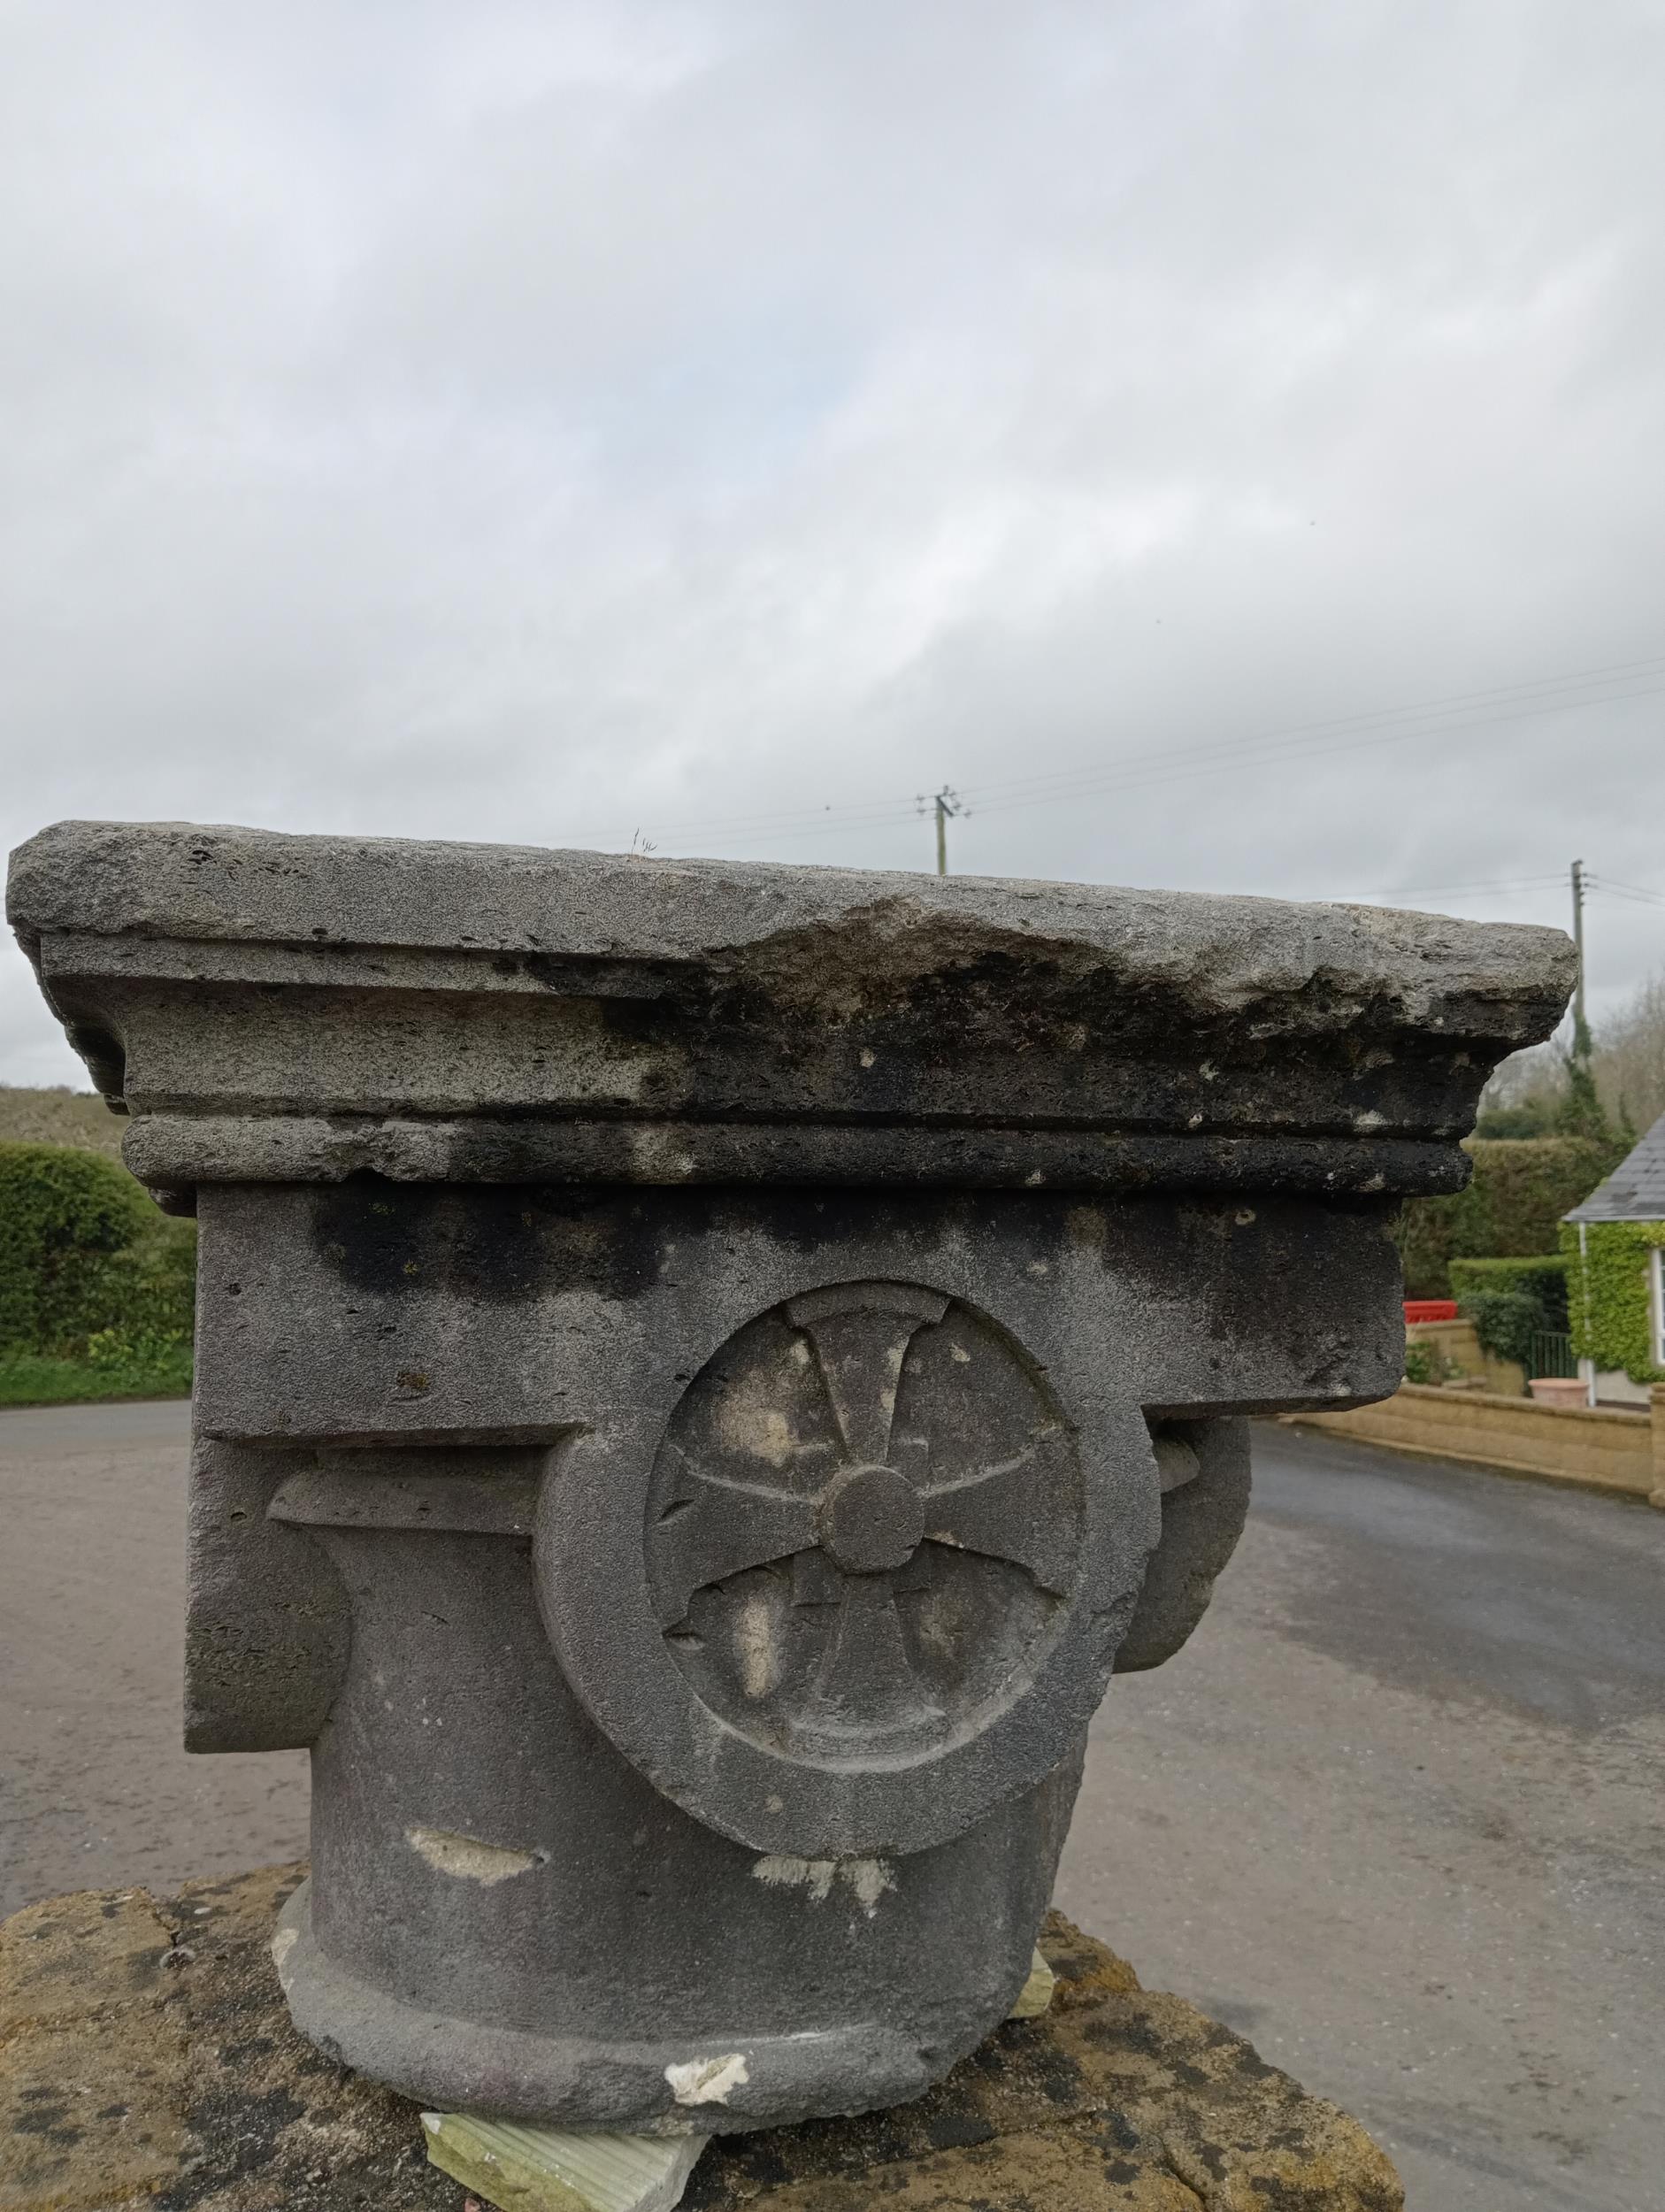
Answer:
top-left (4, 0), bottom-right (1662, 1083)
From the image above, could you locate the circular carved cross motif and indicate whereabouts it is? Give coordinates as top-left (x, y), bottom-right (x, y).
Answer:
top-left (645, 1280), bottom-right (1083, 1766)
top-left (817, 1463), bottom-right (924, 1573)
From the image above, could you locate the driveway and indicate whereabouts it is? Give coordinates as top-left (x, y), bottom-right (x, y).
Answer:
top-left (1059, 1423), bottom-right (1665, 2212)
top-left (3, 1402), bottom-right (1660, 2210)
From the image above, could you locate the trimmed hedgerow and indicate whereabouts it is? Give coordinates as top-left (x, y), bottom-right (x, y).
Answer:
top-left (1449, 1254), bottom-right (1569, 1370)
top-left (1561, 1218), bottom-right (1665, 1386)
top-left (1447, 1253), bottom-right (1569, 1309)
top-left (1454, 1291), bottom-right (1540, 1370)
top-left (0, 1141), bottom-right (196, 1358)
top-left (1393, 1136), bottom-right (1629, 1299)
top-left (1449, 1253), bottom-right (1569, 1325)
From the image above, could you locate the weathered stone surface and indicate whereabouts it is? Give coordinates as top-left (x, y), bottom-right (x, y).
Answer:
top-left (0, 1871), bottom-right (1402, 2212)
top-left (5, 824), bottom-right (1571, 2132)
top-left (8, 820), bottom-right (1574, 1206)
top-left (1114, 1419), bottom-right (1252, 1673)
top-left (0, 1886), bottom-right (176, 2036)
top-left (0, 1887), bottom-right (188, 2212)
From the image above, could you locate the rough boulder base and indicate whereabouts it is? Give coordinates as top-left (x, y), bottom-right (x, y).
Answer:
top-left (0, 1863), bottom-right (1402, 2212)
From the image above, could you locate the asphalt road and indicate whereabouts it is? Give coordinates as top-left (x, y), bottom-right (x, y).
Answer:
top-left (3, 1402), bottom-right (1660, 2210)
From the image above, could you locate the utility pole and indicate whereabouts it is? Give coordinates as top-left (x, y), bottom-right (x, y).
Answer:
top-left (1570, 857), bottom-right (1590, 1056)
top-left (924, 786), bottom-right (963, 875)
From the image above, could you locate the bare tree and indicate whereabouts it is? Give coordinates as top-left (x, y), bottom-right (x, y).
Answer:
top-left (1477, 967), bottom-right (1665, 1139)
top-left (1596, 972), bottom-right (1665, 1134)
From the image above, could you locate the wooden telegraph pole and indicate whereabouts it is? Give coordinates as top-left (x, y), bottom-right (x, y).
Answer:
top-left (925, 787), bottom-right (963, 875)
top-left (1570, 857), bottom-right (1589, 1055)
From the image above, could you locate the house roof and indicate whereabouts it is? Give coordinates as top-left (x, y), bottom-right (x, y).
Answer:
top-left (1564, 1111), bottom-right (1665, 1224)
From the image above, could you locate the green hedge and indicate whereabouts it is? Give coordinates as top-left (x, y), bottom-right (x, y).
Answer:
top-left (1393, 1137), bottom-right (1629, 1299)
top-left (1447, 1254), bottom-right (1569, 1369)
top-left (0, 1141), bottom-right (196, 1357)
top-left (1448, 1255), bottom-right (1569, 1328)
top-left (1447, 1252), bottom-right (1569, 1296)
top-left (1561, 1218), bottom-right (1665, 1385)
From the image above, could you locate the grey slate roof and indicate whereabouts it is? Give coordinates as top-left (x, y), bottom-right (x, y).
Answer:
top-left (1564, 1112), bottom-right (1665, 1223)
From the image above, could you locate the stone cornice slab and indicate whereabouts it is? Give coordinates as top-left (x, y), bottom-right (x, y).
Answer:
top-left (9, 818), bottom-right (1575, 1200)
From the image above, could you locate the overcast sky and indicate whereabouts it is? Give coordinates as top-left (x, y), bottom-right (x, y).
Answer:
top-left (4, 1), bottom-right (1663, 1085)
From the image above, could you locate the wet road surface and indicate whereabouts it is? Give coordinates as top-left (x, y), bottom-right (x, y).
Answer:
top-left (1061, 1422), bottom-right (1664, 2212)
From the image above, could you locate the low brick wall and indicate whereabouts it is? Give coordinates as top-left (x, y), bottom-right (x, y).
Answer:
top-left (1291, 1382), bottom-right (1665, 1503)
top-left (1405, 1317), bottom-right (1526, 1397)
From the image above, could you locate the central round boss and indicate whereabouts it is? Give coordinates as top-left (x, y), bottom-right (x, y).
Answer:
top-left (816, 1463), bottom-right (925, 1574)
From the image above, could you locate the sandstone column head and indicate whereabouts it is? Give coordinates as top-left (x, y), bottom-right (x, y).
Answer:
top-left (7, 821), bottom-right (1574, 2129)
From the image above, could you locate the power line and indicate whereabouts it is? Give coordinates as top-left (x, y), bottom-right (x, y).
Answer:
top-left (954, 679), bottom-right (1665, 826)
top-left (953, 652), bottom-right (1665, 812)
top-left (618, 647), bottom-right (1665, 853)
top-left (1589, 876), bottom-right (1665, 910)
top-left (1364, 873), bottom-right (1569, 901)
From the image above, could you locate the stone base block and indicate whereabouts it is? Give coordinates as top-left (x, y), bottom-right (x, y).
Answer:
top-left (0, 1863), bottom-right (1402, 2212)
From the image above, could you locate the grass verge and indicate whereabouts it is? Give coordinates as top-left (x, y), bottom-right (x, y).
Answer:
top-left (0, 1348), bottom-right (193, 1408)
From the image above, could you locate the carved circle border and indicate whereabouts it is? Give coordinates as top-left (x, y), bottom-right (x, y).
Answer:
top-left (534, 1269), bottom-right (1161, 1860)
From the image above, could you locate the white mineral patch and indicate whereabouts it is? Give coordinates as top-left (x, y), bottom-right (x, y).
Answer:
top-left (751, 1854), bottom-right (896, 1916)
top-left (753, 1854), bottom-right (838, 1902)
top-left (842, 1858), bottom-right (897, 1914)
top-left (664, 2053), bottom-right (749, 2106)
top-left (734, 1593), bottom-right (781, 1700)
top-left (406, 1825), bottom-right (540, 1886)
top-left (269, 1925), bottom-right (298, 1980)
top-left (715, 1371), bottom-right (796, 1468)
top-left (950, 1343), bottom-right (971, 1363)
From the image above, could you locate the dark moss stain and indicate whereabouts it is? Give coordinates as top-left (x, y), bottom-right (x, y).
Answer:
top-left (157, 2085), bottom-right (308, 2204)
top-left (1228, 2045), bottom-right (1281, 2083)
top-left (306, 1182), bottom-right (1085, 1312)
top-left (926, 2112), bottom-right (997, 2149)
top-left (311, 1174), bottom-right (699, 1304)
top-left (1080, 2011), bottom-right (1171, 2061)
top-left (1186, 2131), bottom-right (1228, 2177)
top-left (221, 2036), bottom-right (277, 2064)
top-left (12, 2104), bottom-right (80, 2143)
top-left (572, 903), bottom-right (1533, 1150)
